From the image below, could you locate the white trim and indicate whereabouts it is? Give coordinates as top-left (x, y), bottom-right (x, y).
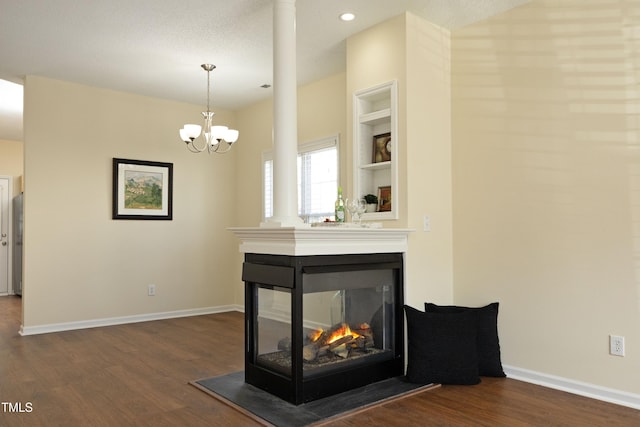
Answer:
top-left (229, 226), bottom-right (412, 256)
top-left (298, 134), bottom-right (339, 153)
top-left (504, 364), bottom-right (640, 410)
top-left (259, 307), bottom-right (291, 324)
top-left (262, 151), bottom-right (273, 220)
top-left (19, 305), bottom-right (243, 336)
top-left (0, 176), bottom-right (13, 296)
top-left (259, 309), bottom-right (329, 333)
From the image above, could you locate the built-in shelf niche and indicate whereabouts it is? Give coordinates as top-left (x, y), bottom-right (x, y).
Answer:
top-left (353, 80), bottom-right (398, 220)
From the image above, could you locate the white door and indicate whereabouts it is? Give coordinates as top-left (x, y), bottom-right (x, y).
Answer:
top-left (0, 177), bottom-right (10, 295)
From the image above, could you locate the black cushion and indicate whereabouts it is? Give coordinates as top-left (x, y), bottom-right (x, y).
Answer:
top-left (425, 302), bottom-right (505, 377)
top-left (404, 305), bottom-right (480, 385)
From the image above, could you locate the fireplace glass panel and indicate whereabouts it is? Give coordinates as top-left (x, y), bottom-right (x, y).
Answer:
top-left (254, 268), bottom-right (396, 381)
top-left (302, 269), bottom-right (396, 378)
top-left (256, 286), bottom-right (292, 376)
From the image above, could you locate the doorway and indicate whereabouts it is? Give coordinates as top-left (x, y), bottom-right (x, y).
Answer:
top-left (0, 176), bottom-right (12, 295)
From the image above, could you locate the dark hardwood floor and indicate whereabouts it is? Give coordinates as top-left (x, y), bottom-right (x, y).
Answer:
top-left (0, 296), bottom-right (638, 426)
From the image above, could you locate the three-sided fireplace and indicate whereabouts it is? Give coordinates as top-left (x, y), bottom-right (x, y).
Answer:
top-left (242, 252), bottom-right (404, 405)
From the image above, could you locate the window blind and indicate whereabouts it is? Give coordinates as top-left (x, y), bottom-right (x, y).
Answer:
top-left (263, 135), bottom-right (338, 223)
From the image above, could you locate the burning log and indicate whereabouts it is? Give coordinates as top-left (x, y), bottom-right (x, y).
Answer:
top-left (328, 335), bottom-right (355, 359)
top-left (330, 343), bottom-right (349, 358)
top-left (351, 335), bottom-right (366, 350)
top-left (298, 322), bottom-right (375, 362)
top-left (328, 335), bottom-right (354, 350)
top-left (307, 328), bottom-right (324, 343)
top-left (317, 345), bottom-right (329, 357)
top-left (352, 323), bottom-right (370, 337)
top-left (353, 323), bottom-right (375, 348)
top-left (303, 343), bottom-right (318, 361)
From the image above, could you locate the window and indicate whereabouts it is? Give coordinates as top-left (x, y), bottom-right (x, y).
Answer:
top-left (263, 135), bottom-right (339, 223)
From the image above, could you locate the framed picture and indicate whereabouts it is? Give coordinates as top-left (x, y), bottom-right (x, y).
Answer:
top-left (112, 158), bottom-right (173, 220)
top-left (372, 132), bottom-right (391, 163)
top-left (377, 186), bottom-right (392, 212)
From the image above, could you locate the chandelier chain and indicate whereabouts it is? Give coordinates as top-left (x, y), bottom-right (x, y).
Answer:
top-left (206, 67), bottom-right (211, 114)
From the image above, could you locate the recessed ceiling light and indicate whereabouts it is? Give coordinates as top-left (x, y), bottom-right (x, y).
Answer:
top-left (339, 12), bottom-right (355, 22)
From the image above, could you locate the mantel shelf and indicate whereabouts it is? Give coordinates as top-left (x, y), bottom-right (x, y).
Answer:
top-left (229, 226), bottom-right (413, 256)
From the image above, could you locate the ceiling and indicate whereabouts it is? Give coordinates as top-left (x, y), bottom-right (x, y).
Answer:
top-left (0, 0), bottom-right (529, 141)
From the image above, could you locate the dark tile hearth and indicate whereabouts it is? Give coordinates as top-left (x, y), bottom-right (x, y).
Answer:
top-left (191, 371), bottom-right (436, 427)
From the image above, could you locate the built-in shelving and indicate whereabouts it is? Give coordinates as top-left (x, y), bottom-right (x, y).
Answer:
top-left (353, 80), bottom-right (398, 220)
top-left (360, 161), bottom-right (391, 171)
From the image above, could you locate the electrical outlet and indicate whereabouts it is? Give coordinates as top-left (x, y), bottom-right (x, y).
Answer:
top-left (148, 284), bottom-right (156, 296)
top-left (610, 335), bottom-right (625, 356)
top-left (423, 215), bottom-right (431, 232)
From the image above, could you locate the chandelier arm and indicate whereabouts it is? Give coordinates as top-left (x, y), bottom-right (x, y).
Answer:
top-left (186, 144), bottom-right (201, 153)
top-left (187, 139), bottom-right (208, 153)
top-left (212, 142), bottom-right (234, 154)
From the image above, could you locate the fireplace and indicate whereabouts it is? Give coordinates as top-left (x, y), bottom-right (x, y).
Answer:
top-left (242, 252), bottom-right (404, 405)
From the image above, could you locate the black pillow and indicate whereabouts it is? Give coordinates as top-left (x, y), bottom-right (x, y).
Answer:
top-left (404, 305), bottom-right (480, 385)
top-left (425, 302), bottom-right (505, 377)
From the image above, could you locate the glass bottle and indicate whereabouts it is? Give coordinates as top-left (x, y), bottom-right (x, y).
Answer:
top-left (335, 186), bottom-right (345, 222)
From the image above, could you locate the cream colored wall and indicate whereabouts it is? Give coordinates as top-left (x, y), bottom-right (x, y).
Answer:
top-left (0, 138), bottom-right (24, 195)
top-left (405, 14), bottom-right (453, 306)
top-left (347, 14), bottom-right (454, 307)
top-left (452, 0), bottom-right (640, 394)
top-left (232, 72), bottom-right (347, 304)
top-left (22, 76), bottom-right (239, 327)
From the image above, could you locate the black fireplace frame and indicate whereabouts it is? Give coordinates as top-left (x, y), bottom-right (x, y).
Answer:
top-left (242, 252), bottom-right (405, 405)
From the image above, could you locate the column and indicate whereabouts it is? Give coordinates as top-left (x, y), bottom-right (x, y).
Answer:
top-left (265, 0), bottom-right (304, 227)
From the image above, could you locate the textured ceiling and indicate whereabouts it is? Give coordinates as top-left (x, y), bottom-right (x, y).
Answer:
top-left (0, 0), bottom-right (530, 141)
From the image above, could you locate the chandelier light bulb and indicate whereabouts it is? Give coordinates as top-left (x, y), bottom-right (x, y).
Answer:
top-left (180, 124), bottom-right (202, 141)
top-left (211, 125), bottom-right (229, 141)
top-left (225, 129), bottom-right (240, 144)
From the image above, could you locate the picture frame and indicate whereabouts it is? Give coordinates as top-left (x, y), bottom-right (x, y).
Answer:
top-left (377, 186), bottom-right (392, 212)
top-left (372, 132), bottom-right (391, 163)
top-left (112, 158), bottom-right (173, 220)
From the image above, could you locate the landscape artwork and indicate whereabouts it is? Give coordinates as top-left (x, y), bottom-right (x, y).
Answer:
top-left (112, 158), bottom-right (173, 220)
top-left (124, 170), bottom-right (163, 210)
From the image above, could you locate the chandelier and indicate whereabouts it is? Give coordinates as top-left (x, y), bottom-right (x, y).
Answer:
top-left (179, 64), bottom-right (239, 153)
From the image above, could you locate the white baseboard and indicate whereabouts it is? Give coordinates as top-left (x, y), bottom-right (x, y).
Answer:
top-left (19, 305), bottom-right (243, 336)
top-left (503, 364), bottom-right (640, 410)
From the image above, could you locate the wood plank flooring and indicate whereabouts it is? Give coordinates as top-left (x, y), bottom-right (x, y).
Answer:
top-left (0, 296), bottom-right (638, 426)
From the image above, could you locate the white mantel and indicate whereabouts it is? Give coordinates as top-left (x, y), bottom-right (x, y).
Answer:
top-left (229, 227), bottom-right (412, 256)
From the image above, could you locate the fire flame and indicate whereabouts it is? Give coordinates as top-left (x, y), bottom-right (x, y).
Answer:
top-left (308, 328), bottom-right (324, 343)
top-left (326, 323), bottom-right (361, 344)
